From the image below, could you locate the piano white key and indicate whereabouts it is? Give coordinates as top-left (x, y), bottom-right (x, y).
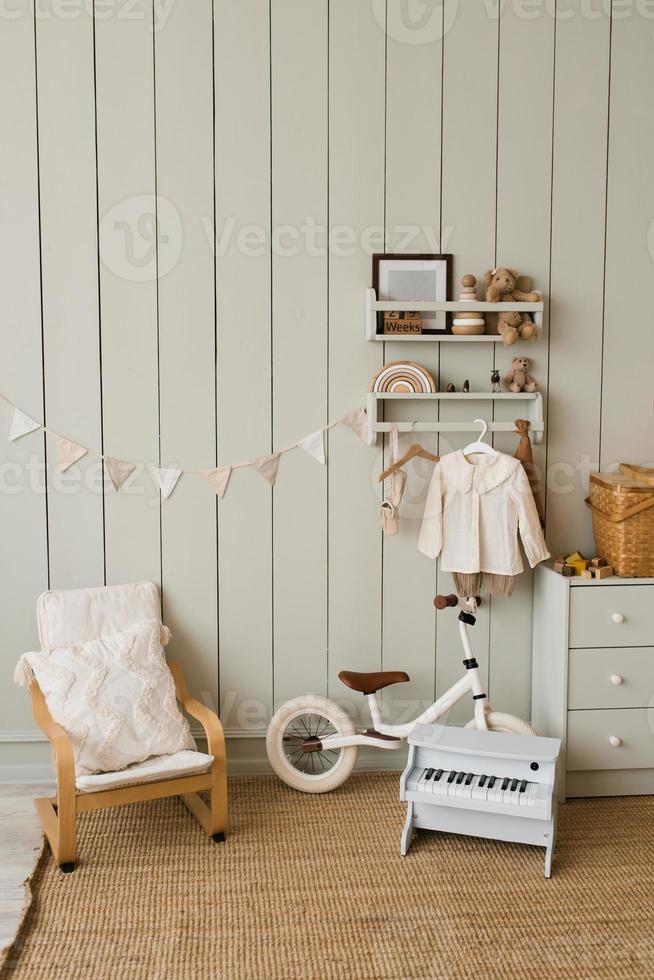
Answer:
top-left (417, 768), bottom-right (433, 791)
top-left (470, 774), bottom-right (488, 802)
top-left (432, 770), bottom-right (450, 797)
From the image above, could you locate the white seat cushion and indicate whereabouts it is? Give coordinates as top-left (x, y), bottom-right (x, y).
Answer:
top-left (76, 750), bottom-right (213, 794)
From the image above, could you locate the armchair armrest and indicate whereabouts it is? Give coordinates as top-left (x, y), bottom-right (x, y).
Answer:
top-left (29, 679), bottom-right (75, 796)
top-left (168, 661), bottom-right (226, 759)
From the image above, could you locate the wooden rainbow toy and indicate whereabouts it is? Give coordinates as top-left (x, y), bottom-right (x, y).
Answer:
top-left (369, 361), bottom-right (437, 394)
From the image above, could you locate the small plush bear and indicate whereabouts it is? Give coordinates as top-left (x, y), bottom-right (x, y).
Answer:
top-left (505, 356), bottom-right (537, 393)
top-left (484, 267), bottom-right (539, 345)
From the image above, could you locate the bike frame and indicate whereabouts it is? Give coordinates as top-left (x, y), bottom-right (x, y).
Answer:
top-left (320, 610), bottom-right (488, 752)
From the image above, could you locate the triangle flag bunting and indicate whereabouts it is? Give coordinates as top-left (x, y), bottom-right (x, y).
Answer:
top-left (298, 429), bottom-right (325, 465)
top-left (152, 466), bottom-right (182, 500)
top-left (340, 407), bottom-right (367, 442)
top-left (57, 436), bottom-right (87, 471)
top-left (202, 466), bottom-right (232, 499)
top-left (254, 452), bottom-right (281, 487)
top-left (105, 457), bottom-right (136, 492)
top-left (9, 408), bottom-right (41, 442)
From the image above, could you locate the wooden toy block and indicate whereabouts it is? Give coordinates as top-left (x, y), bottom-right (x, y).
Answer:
top-left (590, 557), bottom-right (608, 568)
top-left (561, 565), bottom-right (575, 577)
top-left (593, 564), bottom-right (614, 579)
top-left (581, 570), bottom-right (594, 580)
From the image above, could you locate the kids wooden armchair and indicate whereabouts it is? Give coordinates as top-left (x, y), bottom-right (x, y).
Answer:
top-left (22, 582), bottom-right (228, 872)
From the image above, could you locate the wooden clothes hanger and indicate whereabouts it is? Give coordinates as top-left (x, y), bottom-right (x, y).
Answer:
top-left (378, 440), bottom-right (439, 483)
top-left (462, 418), bottom-right (498, 457)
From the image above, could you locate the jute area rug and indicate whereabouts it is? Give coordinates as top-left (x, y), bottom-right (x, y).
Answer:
top-left (2, 773), bottom-right (653, 979)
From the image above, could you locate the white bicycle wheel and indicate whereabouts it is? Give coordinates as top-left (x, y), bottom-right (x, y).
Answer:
top-left (266, 694), bottom-right (359, 793)
top-left (466, 711), bottom-right (537, 736)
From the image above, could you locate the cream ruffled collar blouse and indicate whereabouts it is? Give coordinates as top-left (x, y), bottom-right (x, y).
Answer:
top-left (418, 449), bottom-right (550, 575)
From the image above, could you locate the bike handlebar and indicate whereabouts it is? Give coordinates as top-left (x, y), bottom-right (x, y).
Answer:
top-left (433, 594), bottom-right (459, 609)
top-left (433, 594), bottom-right (482, 610)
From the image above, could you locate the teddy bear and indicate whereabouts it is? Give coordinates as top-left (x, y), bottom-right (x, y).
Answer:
top-left (484, 267), bottom-right (539, 345)
top-left (505, 356), bottom-right (537, 393)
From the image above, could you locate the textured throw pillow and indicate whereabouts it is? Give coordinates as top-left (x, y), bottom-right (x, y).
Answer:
top-left (15, 620), bottom-right (195, 776)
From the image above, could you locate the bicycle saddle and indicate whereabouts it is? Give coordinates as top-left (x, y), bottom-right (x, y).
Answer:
top-left (339, 670), bottom-right (410, 695)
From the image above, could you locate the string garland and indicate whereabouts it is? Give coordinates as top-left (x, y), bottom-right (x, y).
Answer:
top-left (0, 390), bottom-right (368, 499)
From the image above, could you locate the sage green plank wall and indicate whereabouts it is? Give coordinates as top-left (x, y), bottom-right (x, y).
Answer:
top-left (95, 0), bottom-right (161, 591)
top-left (547, 6), bottom-right (611, 558)
top-left (4, 1), bottom-right (654, 766)
top-left (436, 0), bottom-right (499, 723)
top-left (35, 2), bottom-right (105, 590)
top-left (382, 2), bottom-right (442, 724)
top-left (214, 0), bottom-right (273, 734)
top-left (489, 3), bottom-right (554, 721)
top-left (156, 0), bottom-right (218, 707)
top-left (328, 0), bottom-right (385, 727)
top-left (0, 11), bottom-right (48, 738)
top-left (601, 11), bottom-right (654, 468)
top-left (271, 0), bottom-right (328, 706)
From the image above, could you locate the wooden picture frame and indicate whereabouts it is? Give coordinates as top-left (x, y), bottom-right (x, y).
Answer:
top-left (372, 253), bottom-right (453, 334)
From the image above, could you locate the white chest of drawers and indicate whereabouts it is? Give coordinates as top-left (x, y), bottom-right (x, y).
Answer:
top-left (532, 564), bottom-right (654, 798)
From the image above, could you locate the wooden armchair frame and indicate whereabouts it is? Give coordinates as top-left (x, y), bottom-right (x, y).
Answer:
top-left (29, 660), bottom-right (228, 872)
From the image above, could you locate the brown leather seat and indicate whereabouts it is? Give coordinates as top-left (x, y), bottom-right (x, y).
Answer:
top-left (339, 670), bottom-right (410, 694)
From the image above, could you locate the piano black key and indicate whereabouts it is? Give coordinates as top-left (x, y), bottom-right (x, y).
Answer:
top-left (501, 777), bottom-right (509, 791)
top-left (478, 774), bottom-right (487, 787)
top-left (447, 771), bottom-right (456, 783)
top-left (510, 778), bottom-right (518, 792)
top-left (465, 773), bottom-right (473, 785)
top-left (519, 779), bottom-right (527, 793)
top-left (456, 772), bottom-right (465, 784)
top-left (425, 768), bottom-right (435, 780)
top-left (435, 769), bottom-right (443, 780)
top-left (488, 776), bottom-right (496, 788)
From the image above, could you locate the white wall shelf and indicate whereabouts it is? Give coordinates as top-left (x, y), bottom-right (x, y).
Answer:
top-left (365, 287), bottom-right (544, 342)
top-left (365, 391), bottom-right (544, 446)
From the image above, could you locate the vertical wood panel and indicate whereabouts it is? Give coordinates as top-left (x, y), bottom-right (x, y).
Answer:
top-left (215, 0), bottom-right (273, 732)
top-left (328, 0), bottom-right (385, 722)
top-left (95, 0), bottom-right (160, 589)
top-left (382, 0), bottom-right (443, 722)
top-left (547, 5), bottom-right (610, 557)
top-left (602, 7), bottom-right (654, 466)
top-left (155, 0), bottom-right (217, 704)
top-left (36, 1), bottom-right (104, 589)
top-left (271, 0), bottom-right (328, 705)
top-left (0, 11), bottom-right (48, 732)
top-left (490, 4), bottom-right (554, 719)
top-left (436, 0), bottom-right (498, 722)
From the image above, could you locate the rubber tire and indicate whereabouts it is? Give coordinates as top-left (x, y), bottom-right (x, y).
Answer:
top-left (465, 711), bottom-right (537, 736)
top-left (266, 694), bottom-right (358, 794)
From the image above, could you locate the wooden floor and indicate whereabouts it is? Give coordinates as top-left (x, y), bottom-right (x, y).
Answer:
top-left (0, 785), bottom-right (51, 953)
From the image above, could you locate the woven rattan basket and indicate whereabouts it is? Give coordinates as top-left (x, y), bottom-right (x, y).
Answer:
top-left (586, 464), bottom-right (654, 577)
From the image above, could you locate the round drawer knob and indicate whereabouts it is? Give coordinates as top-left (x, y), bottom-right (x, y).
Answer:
top-left (612, 613), bottom-right (625, 624)
top-left (610, 674), bottom-right (623, 686)
top-left (609, 735), bottom-right (622, 747)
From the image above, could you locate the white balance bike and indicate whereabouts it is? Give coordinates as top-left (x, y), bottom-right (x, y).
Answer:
top-left (266, 594), bottom-right (536, 793)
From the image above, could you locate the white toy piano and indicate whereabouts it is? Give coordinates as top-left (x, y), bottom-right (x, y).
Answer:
top-left (400, 724), bottom-right (561, 877)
